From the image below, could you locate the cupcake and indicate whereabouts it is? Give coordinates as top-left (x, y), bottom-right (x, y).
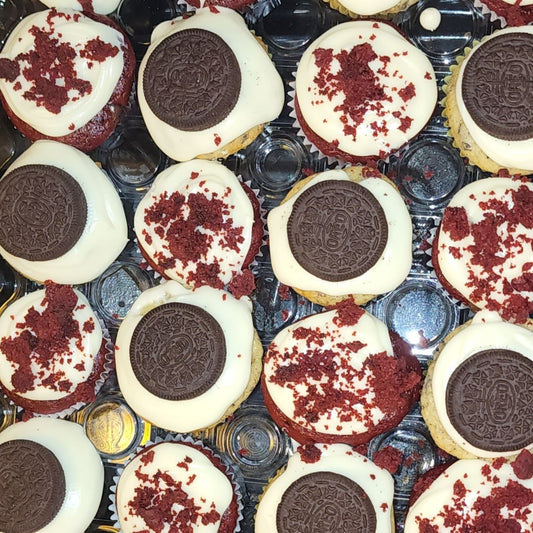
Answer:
top-left (421, 310), bottom-right (533, 460)
top-left (444, 27), bottom-right (533, 175)
top-left (137, 6), bottom-right (284, 162)
top-left (115, 281), bottom-right (263, 433)
top-left (0, 283), bottom-right (110, 416)
top-left (255, 443), bottom-right (395, 532)
top-left (0, 140), bottom-right (128, 285)
top-left (404, 451), bottom-right (533, 532)
top-left (267, 166), bottom-right (413, 307)
top-left (0, 8), bottom-right (135, 152)
top-left (474, 0), bottom-right (533, 27)
top-left (0, 417), bottom-right (104, 533)
top-left (134, 159), bottom-right (263, 298)
top-left (293, 20), bottom-right (437, 165)
top-left (261, 299), bottom-right (422, 446)
top-left (39, 0), bottom-right (121, 14)
top-left (114, 439), bottom-right (241, 533)
top-left (431, 176), bottom-right (533, 324)
top-left (322, 0), bottom-right (419, 19)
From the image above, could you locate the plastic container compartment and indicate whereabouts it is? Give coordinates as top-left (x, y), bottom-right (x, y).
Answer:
top-left (0, 0), bottom-right (509, 531)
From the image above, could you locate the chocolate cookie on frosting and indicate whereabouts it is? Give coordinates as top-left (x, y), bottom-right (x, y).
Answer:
top-left (432, 176), bottom-right (533, 324)
top-left (421, 310), bottom-right (533, 460)
top-left (294, 20), bottom-right (437, 165)
top-left (255, 443), bottom-right (395, 533)
top-left (0, 140), bottom-right (128, 285)
top-left (138, 6), bottom-right (284, 162)
top-left (267, 166), bottom-right (412, 306)
top-left (0, 283), bottom-right (110, 416)
top-left (0, 417), bottom-right (104, 533)
top-left (0, 8), bottom-right (135, 152)
top-left (445, 27), bottom-right (533, 174)
top-left (404, 452), bottom-right (533, 532)
top-left (115, 281), bottom-right (263, 433)
top-left (262, 300), bottom-right (422, 446)
top-left (134, 159), bottom-right (263, 297)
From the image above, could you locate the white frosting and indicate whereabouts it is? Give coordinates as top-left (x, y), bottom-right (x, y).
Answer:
top-left (115, 282), bottom-right (255, 433)
top-left (134, 159), bottom-right (254, 288)
top-left (267, 170), bottom-right (413, 296)
top-left (404, 458), bottom-right (533, 532)
top-left (40, 0), bottom-right (122, 14)
top-left (0, 287), bottom-right (103, 402)
top-left (435, 177), bottom-right (533, 316)
top-left (263, 307), bottom-right (395, 438)
top-left (0, 418), bottom-right (104, 533)
top-left (501, 0), bottom-right (533, 5)
top-left (456, 27), bottom-right (533, 170)
top-left (432, 310), bottom-right (533, 458)
top-left (116, 441), bottom-right (233, 533)
top-left (0, 9), bottom-right (125, 136)
top-left (0, 140), bottom-right (128, 284)
top-left (138, 7), bottom-right (284, 162)
top-left (255, 444), bottom-right (394, 533)
top-left (334, 0), bottom-right (402, 15)
top-left (419, 8), bottom-right (442, 31)
top-left (295, 20), bottom-right (437, 158)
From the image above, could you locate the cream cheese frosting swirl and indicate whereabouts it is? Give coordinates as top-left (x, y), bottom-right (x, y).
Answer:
top-left (0, 9), bottom-right (125, 137)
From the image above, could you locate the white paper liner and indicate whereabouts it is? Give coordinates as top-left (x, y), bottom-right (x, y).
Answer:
top-left (472, 0), bottom-right (509, 26)
top-left (133, 174), bottom-right (266, 297)
top-left (109, 433), bottom-right (245, 533)
top-left (7, 315), bottom-right (114, 420)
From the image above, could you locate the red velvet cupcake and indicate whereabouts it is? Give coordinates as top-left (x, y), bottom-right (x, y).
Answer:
top-left (0, 282), bottom-right (111, 416)
top-left (0, 8), bottom-right (135, 152)
top-left (113, 438), bottom-right (242, 533)
top-left (261, 299), bottom-right (422, 446)
top-left (134, 159), bottom-right (263, 298)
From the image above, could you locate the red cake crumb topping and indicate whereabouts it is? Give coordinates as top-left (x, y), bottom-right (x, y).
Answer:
top-left (266, 313), bottom-right (421, 436)
top-left (0, 9), bottom-right (121, 115)
top-left (439, 183), bottom-right (533, 323)
top-left (331, 297), bottom-right (365, 327)
top-left (311, 41), bottom-right (414, 141)
top-left (142, 182), bottom-right (246, 290)
top-left (0, 282), bottom-right (89, 395)
top-left (512, 449), bottom-right (533, 480)
top-left (298, 443), bottom-right (322, 463)
top-left (373, 445), bottom-right (403, 474)
top-left (228, 269), bottom-right (255, 299)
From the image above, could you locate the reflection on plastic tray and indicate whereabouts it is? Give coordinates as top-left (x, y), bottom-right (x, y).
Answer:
top-left (0, 0), bottom-right (506, 531)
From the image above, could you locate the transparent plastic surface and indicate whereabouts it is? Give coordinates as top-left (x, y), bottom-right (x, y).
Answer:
top-left (0, 0), bottom-right (517, 532)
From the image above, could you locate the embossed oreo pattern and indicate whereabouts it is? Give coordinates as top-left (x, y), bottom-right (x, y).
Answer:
top-left (446, 349), bottom-right (533, 452)
top-left (0, 164), bottom-right (87, 262)
top-left (276, 472), bottom-right (377, 533)
top-left (287, 180), bottom-right (388, 282)
top-left (129, 303), bottom-right (226, 401)
top-left (462, 33), bottom-right (533, 141)
top-left (143, 29), bottom-right (241, 132)
top-left (0, 439), bottom-right (66, 533)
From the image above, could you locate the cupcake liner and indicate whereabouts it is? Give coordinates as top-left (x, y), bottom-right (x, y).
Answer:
top-left (472, 0), bottom-right (508, 26)
top-left (109, 433), bottom-right (245, 533)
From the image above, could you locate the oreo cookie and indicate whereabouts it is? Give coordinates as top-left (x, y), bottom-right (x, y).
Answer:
top-left (0, 164), bottom-right (87, 262)
top-left (461, 32), bottom-right (533, 141)
top-left (446, 349), bottom-right (533, 452)
top-left (276, 472), bottom-right (377, 533)
top-left (143, 28), bottom-right (241, 132)
top-left (0, 439), bottom-right (66, 533)
top-left (129, 302), bottom-right (226, 401)
top-left (287, 180), bottom-right (388, 282)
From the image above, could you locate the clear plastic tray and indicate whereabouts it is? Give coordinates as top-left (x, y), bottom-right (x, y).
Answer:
top-left (0, 0), bottom-right (507, 531)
